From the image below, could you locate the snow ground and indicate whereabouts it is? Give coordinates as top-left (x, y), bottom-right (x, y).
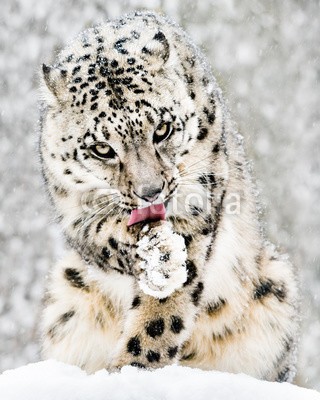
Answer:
top-left (0, 361), bottom-right (319, 400)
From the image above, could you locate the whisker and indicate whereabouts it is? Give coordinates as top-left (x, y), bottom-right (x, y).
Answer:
top-left (179, 153), bottom-right (214, 173)
top-left (179, 166), bottom-right (240, 180)
top-left (93, 203), bottom-right (121, 232)
top-left (94, 195), bottom-right (121, 208)
top-left (176, 183), bottom-right (217, 187)
top-left (71, 199), bottom-right (121, 236)
top-left (55, 194), bottom-right (121, 213)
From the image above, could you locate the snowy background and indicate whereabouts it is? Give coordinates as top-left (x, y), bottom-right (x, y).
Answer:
top-left (0, 0), bottom-right (319, 390)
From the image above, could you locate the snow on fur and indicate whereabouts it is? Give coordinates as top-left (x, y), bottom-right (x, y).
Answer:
top-left (137, 223), bottom-right (187, 298)
top-left (0, 361), bottom-right (319, 400)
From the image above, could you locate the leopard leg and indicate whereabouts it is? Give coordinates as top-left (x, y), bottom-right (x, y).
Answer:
top-left (111, 289), bottom-right (198, 369)
top-left (41, 250), bottom-right (134, 373)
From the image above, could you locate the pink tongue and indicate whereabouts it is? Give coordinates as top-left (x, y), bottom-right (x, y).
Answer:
top-left (127, 203), bottom-right (166, 227)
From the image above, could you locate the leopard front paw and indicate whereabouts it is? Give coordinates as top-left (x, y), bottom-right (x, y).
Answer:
top-left (136, 223), bottom-right (187, 298)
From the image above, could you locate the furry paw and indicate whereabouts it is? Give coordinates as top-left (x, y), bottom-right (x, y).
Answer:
top-left (136, 223), bottom-right (187, 298)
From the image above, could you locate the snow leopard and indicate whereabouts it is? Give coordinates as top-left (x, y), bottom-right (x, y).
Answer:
top-left (39, 11), bottom-right (299, 382)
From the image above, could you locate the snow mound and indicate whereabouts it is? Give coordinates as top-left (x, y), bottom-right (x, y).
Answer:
top-left (0, 361), bottom-right (319, 400)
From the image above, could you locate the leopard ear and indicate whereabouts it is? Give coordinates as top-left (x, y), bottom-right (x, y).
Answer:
top-left (41, 64), bottom-right (68, 105)
top-left (141, 31), bottom-right (170, 71)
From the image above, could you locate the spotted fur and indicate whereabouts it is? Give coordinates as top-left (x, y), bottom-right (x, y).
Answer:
top-left (40, 11), bottom-right (299, 380)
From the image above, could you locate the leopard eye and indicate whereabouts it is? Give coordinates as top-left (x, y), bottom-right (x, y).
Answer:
top-left (153, 122), bottom-right (173, 144)
top-left (90, 143), bottom-right (116, 160)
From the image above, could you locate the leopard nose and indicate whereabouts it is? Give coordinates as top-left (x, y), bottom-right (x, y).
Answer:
top-left (134, 185), bottom-right (163, 203)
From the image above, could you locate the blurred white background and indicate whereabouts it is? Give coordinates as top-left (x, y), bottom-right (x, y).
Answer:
top-left (0, 0), bottom-right (319, 389)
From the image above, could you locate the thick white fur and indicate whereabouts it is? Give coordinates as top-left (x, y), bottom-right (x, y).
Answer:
top-left (40, 11), bottom-right (299, 381)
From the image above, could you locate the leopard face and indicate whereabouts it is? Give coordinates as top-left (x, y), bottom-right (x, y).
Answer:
top-left (40, 11), bottom-right (227, 252)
